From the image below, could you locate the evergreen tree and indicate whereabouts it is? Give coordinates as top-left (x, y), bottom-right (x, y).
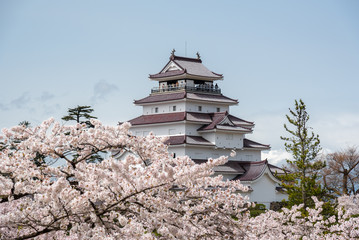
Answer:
top-left (280, 99), bottom-right (327, 211)
top-left (62, 105), bottom-right (102, 163)
top-left (62, 105), bottom-right (97, 127)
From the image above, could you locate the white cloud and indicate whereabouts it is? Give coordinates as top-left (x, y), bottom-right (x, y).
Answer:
top-left (262, 149), bottom-right (292, 166)
top-left (91, 80), bottom-right (119, 104)
top-left (313, 113), bottom-right (359, 151)
top-left (40, 91), bottom-right (55, 101)
top-left (10, 92), bottom-right (31, 109)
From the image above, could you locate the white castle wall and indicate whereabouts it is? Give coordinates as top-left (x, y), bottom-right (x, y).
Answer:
top-left (142, 102), bottom-right (186, 115)
top-left (131, 123), bottom-right (185, 136)
top-left (246, 173), bottom-right (287, 209)
top-left (185, 102), bottom-right (229, 113)
top-left (184, 123), bottom-right (202, 135)
top-left (179, 146), bottom-right (261, 162)
top-left (142, 102), bottom-right (230, 115)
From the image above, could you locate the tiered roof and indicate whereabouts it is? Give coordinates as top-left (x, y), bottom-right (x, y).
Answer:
top-left (129, 111), bottom-right (255, 133)
top-left (164, 135), bottom-right (214, 147)
top-left (243, 139), bottom-right (270, 150)
top-left (164, 134), bottom-right (269, 150)
top-left (149, 55), bottom-right (223, 81)
top-left (192, 159), bottom-right (279, 182)
top-left (197, 111), bottom-right (253, 133)
top-left (193, 159), bottom-right (246, 174)
top-left (134, 92), bottom-right (238, 105)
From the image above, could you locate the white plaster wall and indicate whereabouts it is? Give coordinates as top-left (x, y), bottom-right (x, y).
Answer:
top-left (235, 150), bottom-right (262, 162)
top-left (131, 123), bottom-right (185, 136)
top-left (168, 146), bottom-right (186, 158)
top-left (185, 102), bottom-right (229, 113)
top-left (248, 173), bottom-right (287, 209)
top-left (142, 102), bottom-right (186, 115)
top-left (200, 132), bottom-right (216, 144)
top-left (213, 132), bottom-right (243, 149)
top-left (185, 123), bottom-right (203, 136)
top-left (177, 146), bottom-right (262, 162)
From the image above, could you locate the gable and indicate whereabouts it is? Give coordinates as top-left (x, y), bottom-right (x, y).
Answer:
top-left (252, 166), bottom-right (281, 184)
top-left (218, 116), bottom-right (235, 126)
top-left (162, 61), bottom-right (182, 73)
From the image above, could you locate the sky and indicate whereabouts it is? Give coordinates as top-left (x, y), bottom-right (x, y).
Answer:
top-left (1, 0), bottom-right (358, 165)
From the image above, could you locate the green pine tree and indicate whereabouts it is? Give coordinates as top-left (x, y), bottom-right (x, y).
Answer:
top-left (62, 105), bottom-right (97, 127)
top-left (62, 106), bottom-right (102, 163)
top-left (280, 99), bottom-right (328, 212)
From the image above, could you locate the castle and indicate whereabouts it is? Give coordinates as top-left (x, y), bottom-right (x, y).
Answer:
top-left (127, 51), bottom-right (287, 208)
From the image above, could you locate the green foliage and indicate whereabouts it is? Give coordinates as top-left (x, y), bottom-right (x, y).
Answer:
top-left (249, 203), bottom-right (266, 217)
top-left (19, 120), bottom-right (31, 128)
top-left (280, 99), bottom-right (330, 212)
top-left (62, 105), bottom-right (97, 127)
top-left (152, 229), bottom-right (162, 237)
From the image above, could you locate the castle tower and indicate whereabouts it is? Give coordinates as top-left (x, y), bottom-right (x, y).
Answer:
top-left (127, 51), bottom-right (287, 208)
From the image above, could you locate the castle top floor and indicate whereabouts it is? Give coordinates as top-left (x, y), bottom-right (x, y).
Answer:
top-left (149, 50), bottom-right (223, 95)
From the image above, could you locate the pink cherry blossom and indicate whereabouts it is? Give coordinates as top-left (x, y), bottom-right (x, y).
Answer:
top-left (0, 119), bottom-right (358, 239)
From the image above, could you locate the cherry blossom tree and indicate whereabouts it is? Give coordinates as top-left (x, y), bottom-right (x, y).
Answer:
top-left (1, 119), bottom-right (359, 239)
top-left (247, 195), bottom-right (359, 239)
top-left (0, 119), bottom-right (251, 239)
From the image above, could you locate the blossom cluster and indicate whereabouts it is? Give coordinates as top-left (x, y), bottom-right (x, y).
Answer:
top-left (0, 119), bottom-right (250, 239)
top-left (0, 119), bottom-right (358, 239)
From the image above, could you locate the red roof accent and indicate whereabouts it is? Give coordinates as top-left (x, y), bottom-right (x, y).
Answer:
top-left (192, 159), bottom-right (281, 182)
top-left (128, 112), bottom-right (253, 128)
top-left (186, 93), bottom-right (238, 104)
top-left (197, 112), bottom-right (253, 132)
top-left (164, 135), bottom-right (214, 146)
top-left (227, 115), bottom-right (254, 126)
top-left (243, 138), bottom-right (270, 149)
top-left (149, 70), bottom-right (186, 79)
top-left (134, 92), bottom-right (238, 105)
top-left (149, 54), bottom-right (223, 80)
top-left (171, 55), bottom-right (202, 63)
top-left (134, 92), bottom-right (186, 105)
top-left (164, 135), bottom-right (185, 145)
top-left (198, 112), bottom-right (227, 131)
top-left (193, 159), bottom-right (246, 174)
top-left (129, 112), bottom-right (186, 125)
top-left (234, 160), bottom-right (268, 181)
top-left (186, 112), bottom-right (212, 123)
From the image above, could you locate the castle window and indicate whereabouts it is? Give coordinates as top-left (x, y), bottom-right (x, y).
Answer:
top-left (198, 106), bottom-right (202, 112)
top-left (173, 106), bottom-right (176, 111)
top-left (155, 107), bottom-right (158, 113)
top-left (217, 107), bottom-right (220, 112)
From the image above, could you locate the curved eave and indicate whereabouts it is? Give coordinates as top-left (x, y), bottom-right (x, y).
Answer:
top-left (186, 98), bottom-right (238, 105)
top-left (130, 120), bottom-right (185, 127)
top-left (149, 73), bottom-right (223, 81)
top-left (198, 128), bottom-right (252, 134)
top-left (240, 165), bottom-right (281, 184)
top-left (242, 146), bottom-right (271, 151)
top-left (252, 167), bottom-right (282, 184)
top-left (168, 143), bottom-right (215, 148)
top-left (134, 94), bottom-right (238, 106)
top-left (134, 98), bottom-right (185, 106)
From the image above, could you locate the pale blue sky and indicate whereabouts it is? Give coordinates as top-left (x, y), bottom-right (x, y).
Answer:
top-left (1, 1), bottom-right (358, 164)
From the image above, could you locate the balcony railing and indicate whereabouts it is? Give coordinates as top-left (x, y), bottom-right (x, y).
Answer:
top-left (151, 85), bottom-right (221, 94)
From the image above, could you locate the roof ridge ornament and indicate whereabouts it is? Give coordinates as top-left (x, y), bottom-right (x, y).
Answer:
top-left (196, 51), bottom-right (201, 60)
top-left (170, 49), bottom-right (176, 60)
